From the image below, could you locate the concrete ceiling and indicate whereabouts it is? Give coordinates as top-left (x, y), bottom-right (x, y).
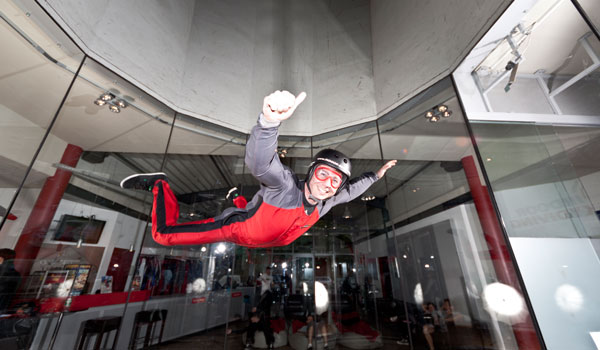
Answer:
top-left (27, 0), bottom-right (514, 136)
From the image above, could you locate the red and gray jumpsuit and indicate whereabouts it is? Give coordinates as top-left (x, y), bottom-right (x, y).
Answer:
top-left (151, 114), bottom-right (379, 248)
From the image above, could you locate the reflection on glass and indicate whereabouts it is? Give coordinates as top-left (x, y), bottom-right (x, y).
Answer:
top-left (0, 1), bottom-right (84, 242)
top-left (1, 40), bottom-right (176, 347)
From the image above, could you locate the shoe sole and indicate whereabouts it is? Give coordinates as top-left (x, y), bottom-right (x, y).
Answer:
top-left (120, 172), bottom-right (166, 189)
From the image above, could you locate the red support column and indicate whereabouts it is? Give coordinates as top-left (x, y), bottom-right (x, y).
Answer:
top-left (14, 144), bottom-right (83, 275)
top-left (461, 155), bottom-right (541, 349)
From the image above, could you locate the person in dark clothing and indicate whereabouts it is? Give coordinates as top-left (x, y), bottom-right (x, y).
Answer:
top-left (0, 249), bottom-right (20, 315)
top-left (120, 90), bottom-right (397, 248)
top-left (228, 306), bottom-right (275, 350)
top-left (384, 300), bottom-right (410, 345)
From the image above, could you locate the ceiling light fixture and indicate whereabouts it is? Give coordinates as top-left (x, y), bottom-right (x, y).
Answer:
top-left (108, 103), bottom-right (120, 113)
top-left (424, 104), bottom-right (452, 123)
top-left (93, 92), bottom-right (128, 113)
top-left (361, 194), bottom-right (375, 201)
top-left (100, 93), bottom-right (114, 101)
top-left (115, 99), bottom-right (127, 108)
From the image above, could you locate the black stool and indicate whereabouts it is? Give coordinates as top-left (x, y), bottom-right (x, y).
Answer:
top-left (129, 310), bottom-right (167, 349)
top-left (76, 316), bottom-right (122, 350)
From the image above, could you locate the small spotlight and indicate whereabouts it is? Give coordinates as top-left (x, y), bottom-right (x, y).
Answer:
top-left (115, 99), bottom-right (127, 108)
top-left (108, 104), bottom-right (120, 113)
top-left (437, 105), bottom-right (448, 113)
top-left (429, 115), bottom-right (440, 123)
top-left (442, 110), bottom-right (452, 118)
top-left (486, 157), bottom-right (492, 162)
top-left (425, 111), bottom-right (434, 118)
top-left (200, 246), bottom-right (207, 252)
top-left (100, 93), bottom-right (115, 101)
top-left (94, 99), bottom-right (106, 106)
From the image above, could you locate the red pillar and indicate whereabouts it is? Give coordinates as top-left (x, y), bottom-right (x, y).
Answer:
top-left (461, 155), bottom-right (541, 349)
top-left (14, 144), bottom-right (83, 275)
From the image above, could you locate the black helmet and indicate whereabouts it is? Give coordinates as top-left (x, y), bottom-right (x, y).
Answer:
top-left (307, 149), bottom-right (352, 189)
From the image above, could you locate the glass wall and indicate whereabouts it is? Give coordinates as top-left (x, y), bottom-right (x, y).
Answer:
top-left (10, 0), bottom-right (600, 348)
top-left (0, 1), bottom-right (84, 243)
top-left (455, 0), bottom-right (600, 349)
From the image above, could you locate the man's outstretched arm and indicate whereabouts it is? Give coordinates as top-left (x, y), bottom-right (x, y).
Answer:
top-left (326, 160), bottom-right (398, 206)
top-left (245, 90), bottom-right (306, 188)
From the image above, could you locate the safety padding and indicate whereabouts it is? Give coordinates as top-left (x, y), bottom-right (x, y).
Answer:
top-left (332, 311), bottom-right (382, 349)
top-left (337, 332), bottom-right (382, 349)
top-left (288, 321), bottom-right (338, 350)
top-left (242, 319), bottom-right (288, 348)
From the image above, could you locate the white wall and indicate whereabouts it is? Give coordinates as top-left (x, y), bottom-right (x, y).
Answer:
top-left (511, 237), bottom-right (600, 350)
top-left (494, 179), bottom-right (600, 239)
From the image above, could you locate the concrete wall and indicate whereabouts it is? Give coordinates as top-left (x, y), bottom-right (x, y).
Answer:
top-left (37, 0), bottom-right (377, 136)
top-left (33, 0), bottom-right (511, 136)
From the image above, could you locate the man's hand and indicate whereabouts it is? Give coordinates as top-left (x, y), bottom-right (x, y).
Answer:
top-left (263, 90), bottom-right (306, 122)
top-left (376, 160), bottom-right (397, 179)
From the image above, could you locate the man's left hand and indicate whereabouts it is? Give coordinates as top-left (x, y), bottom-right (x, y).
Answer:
top-left (376, 160), bottom-right (397, 179)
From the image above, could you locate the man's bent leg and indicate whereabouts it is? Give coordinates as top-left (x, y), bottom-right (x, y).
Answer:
top-left (152, 180), bottom-right (233, 246)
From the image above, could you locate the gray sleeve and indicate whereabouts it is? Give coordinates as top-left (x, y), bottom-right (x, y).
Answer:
top-left (245, 113), bottom-right (290, 188)
top-left (321, 172), bottom-right (379, 212)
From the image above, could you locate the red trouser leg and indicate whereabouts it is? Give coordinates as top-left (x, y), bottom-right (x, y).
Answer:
top-left (152, 180), bottom-right (236, 246)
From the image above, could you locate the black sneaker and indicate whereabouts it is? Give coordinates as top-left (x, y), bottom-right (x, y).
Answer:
top-left (120, 172), bottom-right (167, 191)
top-left (226, 187), bottom-right (240, 200)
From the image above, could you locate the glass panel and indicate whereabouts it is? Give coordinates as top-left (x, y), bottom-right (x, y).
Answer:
top-left (458, 0), bottom-right (600, 348)
top-left (575, 0), bottom-right (600, 37)
top-left (0, 1), bottom-right (84, 241)
top-left (379, 77), bottom-right (535, 349)
top-left (471, 121), bottom-right (600, 349)
top-left (5, 55), bottom-right (174, 348)
top-left (311, 120), bottom-right (391, 349)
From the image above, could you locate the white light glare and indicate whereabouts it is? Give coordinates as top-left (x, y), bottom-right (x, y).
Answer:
top-left (192, 278), bottom-right (207, 293)
top-left (483, 282), bottom-right (524, 318)
top-left (555, 284), bottom-right (584, 312)
top-left (200, 246), bottom-right (207, 252)
top-left (57, 279), bottom-right (74, 297)
top-left (413, 283), bottom-right (423, 305)
top-left (216, 243), bottom-right (226, 253)
top-left (315, 281), bottom-right (329, 315)
top-left (281, 262), bottom-right (287, 269)
top-left (305, 262), bottom-right (310, 268)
